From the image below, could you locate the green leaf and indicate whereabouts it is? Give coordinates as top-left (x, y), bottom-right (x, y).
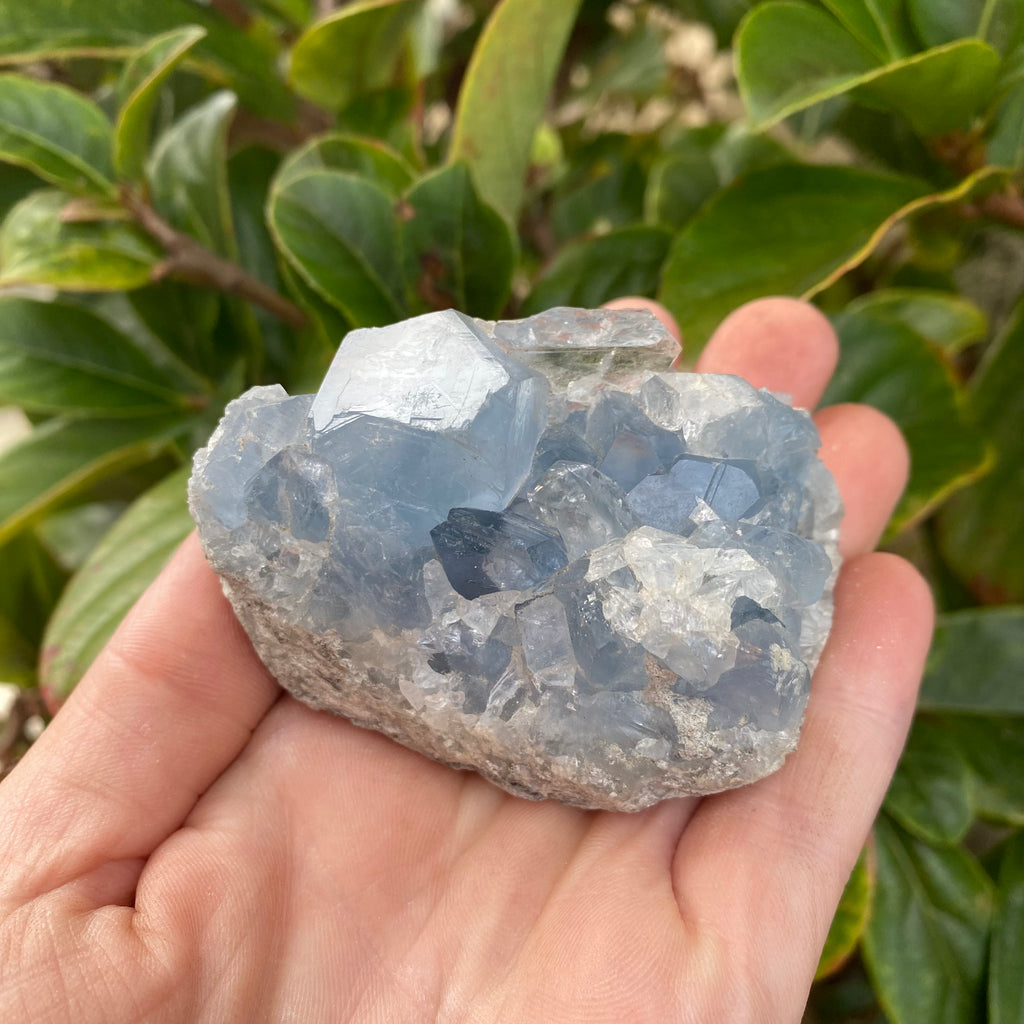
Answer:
top-left (522, 225), bottom-right (673, 315)
top-left (820, 0), bottom-right (917, 60)
top-left (989, 80), bottom-right (1024, 170)
top-left (816, 843), bottom-right (875, 980)
top-left (844, 289), bottom-right (988, 353)
top-left (449, 0), bottom-right (583, 223)
top-left (40, 467), bottom-right (192, 706)
top-left (0, 528), bottom-right (66, 652)
top-left (35, 501), bottom-right (126, 573)
top-left (113, 25), bottom-right (206, 183)
top-left (255, 0), bottom-right (311, 28)
top-left (275, 132), bottom-right (415, 195)
top-left (737, 3), bottom-right (1001, 136)
top-left (0, 189), bottom-right (159, 291)
top-left (401, 163), bottom-right (516, 318)
top-left (939, 301), bottom-right (1024, 601)
top-left (0, 73), bottom-right (115, 195)
top-left (0, 296), bottom-right (191, 415)
top-left (645, 125), bottom-right (795, 234)
top-left (551, 135), bottom-right (649, 243)
top-left (658, 164), bottom-right (926, 349)
top-left (0, 416), bottom-right (187, 547)
top-left (909, 0), bottom-right (1021, 51)
top-left (0, 0), bottom-right (292, 119)
top-left (289, 0), bottom-right (418, 110)
top-left (127, 282), bottom-right (221, 379)
top-left (148, 90), bottom-right (238, 257)
top-left (864, 816), bottom-right (995, 1024)
top-left (990, 830), bottom-right (1024, 1024)
top-left (228, 145), bottom-right (293, 378)
top-left (269, 169), bottom-right (404, 327)
top-left (644, 150), bottom-right (720, 230)
top-left (0, 611), bottom-right (35, 685)
top-left (824, 308), bottom-right (989, 531)
top-left (945, 716), bottom-right (1024, 826)
top-left (885, 717), bottom-right (975, 845)
top-left (918, 608), bottom-right (1024, 715)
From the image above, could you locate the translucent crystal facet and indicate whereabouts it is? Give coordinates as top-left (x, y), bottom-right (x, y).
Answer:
top-left (190, 307), bottom-right (842, 811)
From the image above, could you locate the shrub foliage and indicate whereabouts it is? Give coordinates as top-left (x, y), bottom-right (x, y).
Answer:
top-left (0, 2), bottom-right (1021, 1020)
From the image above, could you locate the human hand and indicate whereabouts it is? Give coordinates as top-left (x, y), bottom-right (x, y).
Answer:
top-left (0, 298), bottom-right (933, 1024)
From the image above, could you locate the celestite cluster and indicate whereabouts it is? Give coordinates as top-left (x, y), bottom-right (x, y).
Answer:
top-left (190, 308), bottom-right (842, 811)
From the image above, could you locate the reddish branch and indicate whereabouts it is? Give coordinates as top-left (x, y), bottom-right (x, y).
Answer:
top-left (123, 190), bottom-right (308, 330)
top-left (209, 0), bottom-right (254, 29)
top-left (974, 190), bottom-right (1024, 232)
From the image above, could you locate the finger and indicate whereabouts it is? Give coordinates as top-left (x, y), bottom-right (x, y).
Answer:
top-left (603, 296), bottom-right (682, 343)
top-left (673, 554), bottom-right (933, 1018)
top-left (0, 534), bottom-right (280, 906)
top-left (697, 298), bottom-right (839, 410)
top-left (815, 403), bottom-right (910, 559)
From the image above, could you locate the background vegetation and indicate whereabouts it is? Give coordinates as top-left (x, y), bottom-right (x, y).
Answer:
top-left (0, 0), bottom-right (1021, 1019)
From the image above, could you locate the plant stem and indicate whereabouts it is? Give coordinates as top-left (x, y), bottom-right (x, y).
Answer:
top-left (123, 190), bottom-right (308, 330)
top-left (977, 190), bottom-right (1024, 231)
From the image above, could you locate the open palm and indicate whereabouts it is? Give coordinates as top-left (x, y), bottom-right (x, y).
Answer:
top-left (0, 298), bottom-right (933, 1024)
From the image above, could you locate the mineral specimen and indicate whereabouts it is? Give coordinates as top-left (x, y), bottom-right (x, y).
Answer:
top-left (190, 308), bottom-right (842, 811)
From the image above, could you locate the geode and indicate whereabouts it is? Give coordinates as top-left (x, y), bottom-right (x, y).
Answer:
top-left (189, 307), bottom-right (842, 811)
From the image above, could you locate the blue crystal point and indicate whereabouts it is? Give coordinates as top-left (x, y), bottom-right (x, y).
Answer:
top-left (431, 507), bottom-right (569, 600)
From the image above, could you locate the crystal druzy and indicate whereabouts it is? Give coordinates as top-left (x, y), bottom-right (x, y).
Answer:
top-left (189, 307), bottom-right (843, 811)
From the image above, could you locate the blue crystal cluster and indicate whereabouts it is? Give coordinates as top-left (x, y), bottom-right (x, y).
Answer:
top-left (190, 308), bottom-right (842, 810)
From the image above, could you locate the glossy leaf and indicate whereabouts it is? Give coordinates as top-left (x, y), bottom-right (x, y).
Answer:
top-left (0, 189), bottom-right (159, 291)
top-left (40, 467), bottom-right (192, 706)
top-left (289, 0), bottom-right (418, 110)
top-left (35, 501), bottom-right (126, 574)
top-left (269, 169), bottom-right (404, 326)
top-left (644, 150), bottom-right (720, 230)
top-left (0, 297), bottom-right (190, 416)
top-left (816, 843), bottom-right (875, 980)
top-left (919, 608), bottom-right (1024, 715)
top-left (0, 73), bottom-right (114, 195)
top-left (0, 0), bottom-right (292, 119)
top-left (522, 226), bottom-right (672, 316)
top-left (737, 3), bottom-right (1000, 136)
top-left (864, 816), bottom-right (995, 1024)
top-left (401, 163), bottom-right (516, 318)
top-left (824, 309), bottom-right (989, 531)
top-left (658, 165), bottom-right (926, 349)
top-left (148, 90), bottom-right (238, 257)
top-left (989, 80), bottom-right (1024, 170)
top-left (885, 717), bottom-right (974, 844)
top-left (820, 0), bottom-right (916, 60)
top-left (844, 289), bottom-right (988, 353)
top-left (990, 830), bottom-right (1024, 1024)
top-left (113, 25), bottom-right (206, 183)
top-left (939, 301), bottom-right (1024, 601)
top-left (909, 0), bottom-right (1020, 51)
top-left (0, 416), bottom-right (187, 547)
top-left (946, 716), bottom-right (1024, 826)
top-left (275, 132), bottom-right (415, 195)
top-left (449, 0), bottom-right (583, 222)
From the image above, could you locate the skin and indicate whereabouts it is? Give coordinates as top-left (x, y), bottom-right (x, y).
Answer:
top-left (0, 297), bottom-right (933, 1024)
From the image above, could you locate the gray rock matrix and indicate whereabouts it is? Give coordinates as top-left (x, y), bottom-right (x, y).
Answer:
top-left (190, 307), bottom-right (842, 811)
